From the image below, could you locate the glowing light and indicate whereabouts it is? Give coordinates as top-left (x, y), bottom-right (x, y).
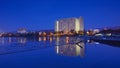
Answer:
top-left (56, 46), bottom-right (59, 54)
top-left (50, 37), bottom-right (52, 42)
top-left (66, 37), bottom-right (69, 43)
top-left (76, 45), bottom-right (80, 56)
top-left (43, 37), bottom-right (46, 41)
top-left (39, 37), bottom-right (42, 42)
top-left (56, 21), bottom-right (59, 32)
top-left (43, 32), bottom-right (47, 36)
top-left (95, 42), bottom-right (100, 44)
top-left (95, 33), bottom-right (103, 36)
top-left (87, 31), bottom-right (89, 34)
top-left (75, 19), bottom-right (80, 33)
top-left (106, 33), bottom-right (112, 36)
top-left (87, 40), bottom-right (90, 43)
top-left (39, 32), bottom-right (42, 36)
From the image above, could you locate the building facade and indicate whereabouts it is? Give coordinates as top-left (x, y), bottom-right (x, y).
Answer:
top-left (55, 16), bottom-right (84, 34)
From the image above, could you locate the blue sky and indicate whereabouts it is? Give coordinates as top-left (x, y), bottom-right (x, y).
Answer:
top-left (0, 0), bottom-right (120, 32)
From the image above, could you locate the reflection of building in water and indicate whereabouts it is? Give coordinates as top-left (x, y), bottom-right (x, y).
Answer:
top-left (49, 37), bottom-right (53, 42)
top-left (39, 37), bottom-right (42, 42)
top-left (0, 37), bottom-right (27, 44)
top-left (43, 37), bottom-right (47, 41)
top-left (0, 37), bottom-right (5, 44)
top-left (18, 37), bottom-right (27, 44)
top-left (0, 37), bottom-right (13, 44)
top-left (55, 37), bottom-right (85, 57)
top-left (38, 37), bottom-right (53, 43)
top-left (8, 37), bottom-right (12, 43)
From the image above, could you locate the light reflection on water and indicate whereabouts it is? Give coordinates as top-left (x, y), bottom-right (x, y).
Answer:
top-left (0, 36), bottom-right (120, 68)
top-left (55, 36), bottom-right (85, 58)
top-left (0, 36), bottom-right (86, 56)
top-left (0, 37), bottom-right (54, 55)
top-left (0, 36), bottom-right (119, 56)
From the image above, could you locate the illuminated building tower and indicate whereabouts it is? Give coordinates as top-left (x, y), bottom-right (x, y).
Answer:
top-left (55, 16), bottom-right (84, 34)
top-left (55, 21), bottom-right (59, 32)
top-left (79, 16), bottom-right (84, 31)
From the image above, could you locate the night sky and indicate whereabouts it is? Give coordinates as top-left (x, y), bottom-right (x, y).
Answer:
top-left (0, 0), bottom-right (120, 32)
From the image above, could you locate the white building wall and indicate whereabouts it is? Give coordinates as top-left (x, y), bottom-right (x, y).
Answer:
top-left (75, 19), bottom-right (80, 32)
top-left (79, 16), bottom-right (84, 31)
top-left (55, 17), bottom-right (84, 33)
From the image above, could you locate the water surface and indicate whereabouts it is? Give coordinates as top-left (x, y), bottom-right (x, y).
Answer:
top-left (0, 36), bottom-right (120, 68)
